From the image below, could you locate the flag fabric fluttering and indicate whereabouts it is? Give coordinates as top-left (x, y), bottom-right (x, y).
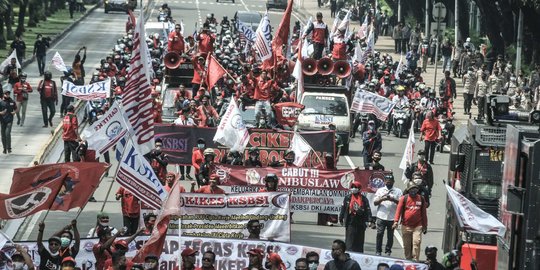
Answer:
top-left (213, 99), bottom-right (250, 152)
top-left (399, 120), bottom-right (415, 183)
top-left (445, 185), bottom-right (507, 237)
top-left (51, 52), bottom-right (68, 73)
top-left (82, 102), bottom-right (130, 157)
top-left (206, 54), bottom-right (227, 90)
top-left (122, 10), bottom-right (155, 155)
top-left (132, 182), bottom-right (183, 263)
top-left (0, 50), bottom-right (21, 72)
top-left (360, 29), bottom-right (375, 64)
top-left (237, 20), bottom-right (257, 42)
top-left (288, 133), bottom-right (314, 166)
top-left (271, 0), bottom-right (294, 64)
top-left (351, 89), bottom-right (396, 121)
top-left (394, 54), bottom-right (404, 78)
top-left (292, 35), bottom-right (306, 101)
top-left (254, 12), bottom-right (273, 65)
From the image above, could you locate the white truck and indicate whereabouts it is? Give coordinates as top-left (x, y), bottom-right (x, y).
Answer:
top-left (297, 85), bottom-right (352, 154)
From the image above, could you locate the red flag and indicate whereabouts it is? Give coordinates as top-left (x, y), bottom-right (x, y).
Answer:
top-left (132, 182), bottom-right (183, 263)
top-left (11, 163), bottom-right (109, 211)
top-left (205, 54), bottom-right (227, 90)
top-left (0, 172), bottom-right (67, 219)
top-left (270, 0), bottom-right (294, 67)
top-left (273, 102), bottom-right (305, 127)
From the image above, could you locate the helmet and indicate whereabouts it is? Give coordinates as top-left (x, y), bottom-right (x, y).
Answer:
top-left (265, 174), bottom-right (278, 183)
top-left (425, 245), bottom-right (437, 255)
top-left (249, 147), bottom-right (259, 154)
top-left (206, 14), bottom-right (211, 19)
top-left (20, 72), bottom-right (27, 79)
top-left (384, 174), bottom-right (394, 182)
top-left (44, 71), bottom-right (52, 80)
top-left (441, 250), bottom-right (460, 268)
top-left (396, 85), bottom-right (405, 92)
top-left (203, 148), bottom-right (216, 156)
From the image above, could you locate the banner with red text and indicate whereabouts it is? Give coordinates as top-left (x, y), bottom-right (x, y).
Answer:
top-left (4, 236), bottom-right (427, 270)
top-left (179, 192), bottom-right (290, 242)
top-left (154, 125), bottom-right (335, 166)
top-left (214, 165), bottom-right (390, 214)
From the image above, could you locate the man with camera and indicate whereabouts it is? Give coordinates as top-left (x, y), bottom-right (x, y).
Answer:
top-left (34, 34), bottom-right (50, 76)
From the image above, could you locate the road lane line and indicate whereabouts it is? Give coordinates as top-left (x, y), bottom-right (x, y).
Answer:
top-left (239, 0), bottom-right (251, 11)
top-left (344, 154), bottom-right (405, 248)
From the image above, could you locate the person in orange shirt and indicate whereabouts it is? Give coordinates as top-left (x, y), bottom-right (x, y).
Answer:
top-left (419, 112), bottom-right (442, 164)
top-left (191, 56), bottom-right (206, 97)
top-left (197, 24), bottom-right (215, 55)
top-left (190, 174), bottom-right (225, 194)
top-left (191, 138), bottom-right (206, 186)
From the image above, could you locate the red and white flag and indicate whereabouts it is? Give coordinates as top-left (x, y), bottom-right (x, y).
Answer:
top-left (132, 181), bottom-right (183, 263)
top-left (399, 120), bottom-right (415, 183)
top-left (254, 12), bottom-right (272, 65)
top-left (445, 185), bottom-right (506, 237)
top-left (288, 133), bottom-right (313, 166)
top-left (122, 10), bottom-right (155, 154)
top-left (206, 54), bottom-right (227, 90)
top-left (0, 172), bottom-right (67, 219)
top-left (11, 163), bottom-right (109, 211)
top-left (271, 0), bottom-right (294, 64)
top-left (351, 90), bottom-right (396, 120)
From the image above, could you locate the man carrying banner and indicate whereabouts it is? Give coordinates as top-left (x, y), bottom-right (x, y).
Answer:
top-left (144, 139), bottom-right (168, 185)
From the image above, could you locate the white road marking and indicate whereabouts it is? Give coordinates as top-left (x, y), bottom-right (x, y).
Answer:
top-left (444, 145), bottom-right (450, 151)
top-left (344, 154), bottom-right (405, 249)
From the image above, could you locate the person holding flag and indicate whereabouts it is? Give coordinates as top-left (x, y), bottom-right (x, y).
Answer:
top-left (2, 58), bottom-right (21, 94)
top-left (72, 47), bottom-right (87, 85)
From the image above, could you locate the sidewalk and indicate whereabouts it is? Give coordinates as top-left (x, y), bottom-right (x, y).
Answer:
top-left (295, 2), bottom-right (475, 126)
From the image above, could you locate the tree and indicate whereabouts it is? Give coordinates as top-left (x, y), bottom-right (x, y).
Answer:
top-left (0, 0), bottom-right (10, 49)
top-left (15, 0), bottom-right (29, 37)
top-left (27, 0), bottom-right (39, 27)
top-left (4, 1), bottom-right (13, 40)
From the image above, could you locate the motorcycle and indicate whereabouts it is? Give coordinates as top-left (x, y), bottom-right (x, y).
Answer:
top-left (352, 112), bottom-right (370, 138)
top-left (435, 115), bottom-right (455, 153)
top-left (392, 104), bottom-right (411, 138)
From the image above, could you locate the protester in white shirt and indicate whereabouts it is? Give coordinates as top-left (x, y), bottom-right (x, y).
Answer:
top-left (174, 107), bottom-right (196, 126)
top-left (373, 174), bottom-right (403, 256)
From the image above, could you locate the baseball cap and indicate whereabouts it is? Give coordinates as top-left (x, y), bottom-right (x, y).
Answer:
top-left (181, 248), bottom-right (198, 257)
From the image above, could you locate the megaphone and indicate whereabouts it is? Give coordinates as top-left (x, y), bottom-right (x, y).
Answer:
top-left (317, 57), bottom-right (334, 75)
top-left (164, 52), bottom-right (182, 69)
top-left (333, 60), bottom-right (351, 78)
top-left (302, 58), bottom-right (318, 76)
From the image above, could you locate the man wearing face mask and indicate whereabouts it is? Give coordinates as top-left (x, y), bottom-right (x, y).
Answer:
top-left (192, 138), bottom-right (206, 186)
top-left (364, 151), bottom-right (385, 170)
top-left (424, 246), bottom-right (445, 270)
top-left (243, 248), bottom-right (264, 270)
top-left (411, 172), bottom-right (431, 207)
top-left (246, 219), bottom-right (262, 239)
top-left (339, 182), bottom-right (372, 253)
top-left (145, 139), bottom-right (168, 185)
top-left (37, 222), bottom-right (62, 270)
top-left (245, 147), bottom-right (262, 167)
top-left (11, 244), bottom-right (35, 270)
top-left (405, 150), bottom-right (434, 195)
top-left (362, 120), bottom-right (382, 166)
top-left (323, 240), bottom-right (361, 270)
top-left (373, 174), bottom-right (403, 256)
top-left (51, 220), bottom-right (81, 260)
top-left (393, 183), bottom-right (428, 261)
top-left (195, 148), bottom-right (217, 187)
top-left (305, 251), bottom-right (320, 270)
top-left (269, 150), bottom-right (296, 167)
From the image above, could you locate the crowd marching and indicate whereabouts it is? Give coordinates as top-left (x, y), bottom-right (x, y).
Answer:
top-left (0, 0), bottom-right (538, 269)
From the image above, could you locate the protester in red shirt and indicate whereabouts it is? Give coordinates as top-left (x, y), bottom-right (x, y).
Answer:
top-left (191, 174), bottom-right (225, 194)
top-left (302, 12), bottom-right (328, 59)
top-left (393, 183), bottom-right (428, 261)
top-left (62, 105), bottom-right (80, 162)
top-left (102, 231), bottom-right (143, 270)
top-left (191, 56), bottom-right (206, 96)
top-left (142, 214), bottom-right (157, 235)
top-left (12, 72), bottom-right (32, 126)
top-left (93, 227), bottom-right (124, 270)
top-left (180, 248), bottom-right (201, 270)
top-left (38, 71), bottom-right (58, 128)
top-left (115, 187), bottom-right (140, 236)
top-left (198, 95), bottom-right (219, 127)
top-left (168, 24), bottom-right (185, 54)
top-left (254, 70), bottom-right (275, 127)
top-left (192, 138), bottom-right (206, 184)
top-left (420, 112), bottom-right (441, 164)
top-left (145, 139), bottom-right (168, 184)
top-left (198, 25), bottom-right (215, 54)
top-left (243, 249), bottom-right (264, 270)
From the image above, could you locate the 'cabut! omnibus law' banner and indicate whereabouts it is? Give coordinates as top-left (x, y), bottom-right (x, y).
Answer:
top-left (214, 165), bottom-right (391, 214)
top-left (1, 236), bottom-right (427, 270)
top-left (154, 125), bottom-right (335, 166)
top-left (179, 192), bottom-right (291, 242)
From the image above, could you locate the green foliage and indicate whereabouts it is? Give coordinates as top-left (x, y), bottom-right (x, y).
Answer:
top-left (404, 13), bottom-right (417, 27)
top-left (378, 0), bottom-right (394, 16)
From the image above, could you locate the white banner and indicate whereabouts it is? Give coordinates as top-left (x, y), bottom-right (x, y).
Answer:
top-left (2, 236), bottom-right (427, 270)
top-left (82, 102), bottom-right (130, 157)
top-left (179, 192), bottom-right (291, 242)
top-left (254, 12), bottom-right (273, 61)
top-left (445, 185), bottom-right (506, 237)
top-left (0, 50), bottom-right (21, 72)
top-left (61, 79), bottom-right (111, 100)
top-left (115, 137), bottom-right (167, 210)
top-left (351, 90), bottom-right (396, 121)
top-left (213, 99), bottom-right (249, 152)
top-left (288, 133), bottom-right (312, 166)
top-left (237, 20), bottom-right (256, 42)
top-left (399, 120), bottom-right (415, 183)
top-left (51, 51), bottom-right (68, 73)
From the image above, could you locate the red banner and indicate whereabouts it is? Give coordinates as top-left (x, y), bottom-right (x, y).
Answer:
top-left (11, 163), bottom-right (109, 211)
top-left (154, 125), bottom-right (335, 166)
top-left (214, 164), bottom-right (391, 214)
top-left (273, 102), bottom-right (304, 127)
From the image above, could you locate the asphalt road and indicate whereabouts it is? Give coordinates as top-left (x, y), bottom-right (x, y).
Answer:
top-left (12, 0), bottom-right (450, 262)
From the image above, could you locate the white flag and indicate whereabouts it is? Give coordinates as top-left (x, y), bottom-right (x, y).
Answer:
top-left (353, 41), bottom-right (362, 63)
top-left (0, 230), bottom-right (11, 249)
top-left (399, 120), bottom-right (415, 183)
top-left (254, 12), bottom-right (272, 61)
top-left (445, 185), bottom-right (506, 237)
top-left (394, 54), bottom-right (404, 78)
top-left (213, 99), bottom-right (249, 152)
top-left (82, 102), bottom-right (130, 158)
top-left (51, 52), bottom-right (68, 73)
top-left (115, 137), bottom-right (167, 210)
top-left (337, 9), bottom-right (351, 39)
top-left (288, 133), bottom-right (313, 166)
top-left (0, 49), bottom-right (21, 72)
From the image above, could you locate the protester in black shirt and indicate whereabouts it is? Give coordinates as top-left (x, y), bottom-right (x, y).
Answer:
top-left (10, 36), bottom-right (26, 64)
top-left (37, 222), bottom-right (62, 270)
top-left (1, 91), bottom-right (16, 154)
top-left (34, 34), bottom-right (50, 76)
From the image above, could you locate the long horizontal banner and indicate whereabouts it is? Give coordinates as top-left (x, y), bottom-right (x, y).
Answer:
top-left (61, 78), bottom-right (111, 101)
top-left (2, 236), bottom-right (427, 270)
top-left (214, 164), bottom-right (391, 214)
top-left (154, 125), bottom-right (335, 166)
top-left (179, 192), bottom-right (290, 242)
